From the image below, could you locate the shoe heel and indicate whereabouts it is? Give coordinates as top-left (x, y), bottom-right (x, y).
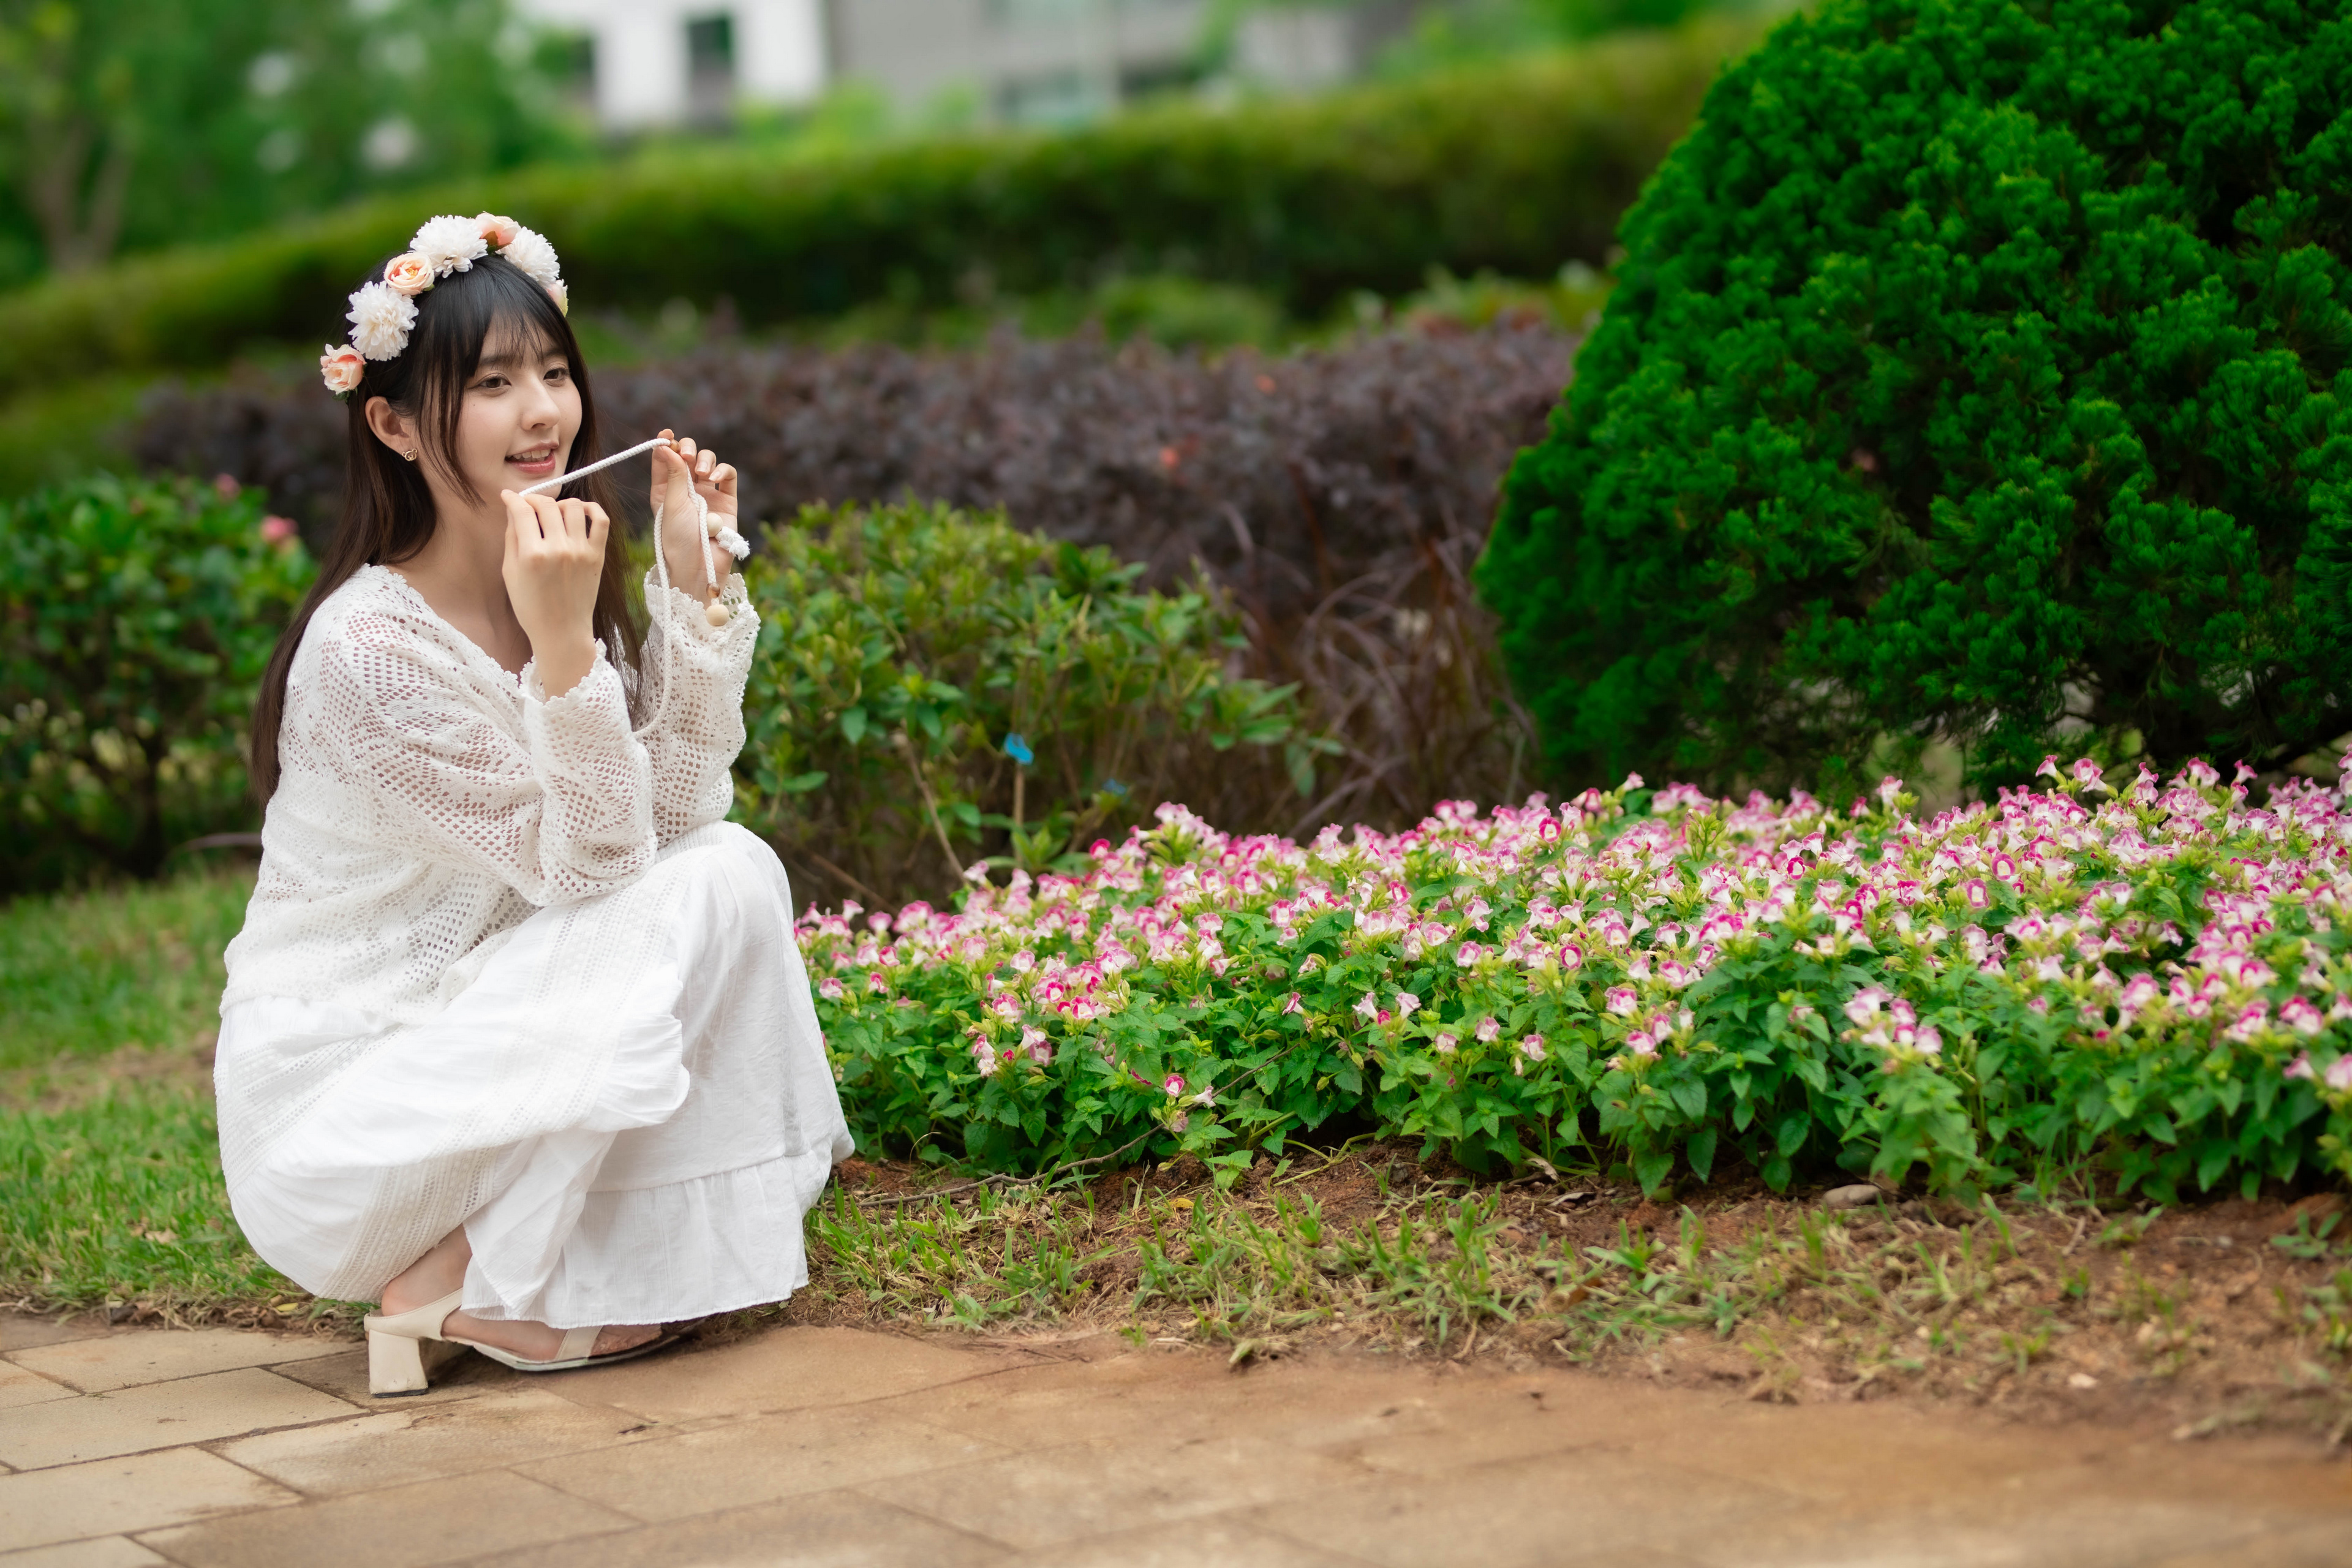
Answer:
top-left (368, 1329), bottom-right (429, 1396)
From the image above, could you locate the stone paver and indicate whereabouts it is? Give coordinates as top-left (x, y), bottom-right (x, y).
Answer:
top-left (2, 1309), bottom-right (2350, 1566)
top-left (1250, 1447), bottom-right (1799, 1568)
top-left (0, 1365), bottom-right (74, 1414)
top-left (513, 1404), bottom-right (1005, 1523)
top-left (464, 1488), bottom-right (1009, 1568)
top-left (6, 1328), bottom-right (347, 1395)
top-left (219, 1387), bottom-right (655, 1498)
top-left (0, 1367), bottom-right (353, 1470)
top-left (137, 1470), bottom-right (632, 1568)
top-left (0, 1537), bottom-right (172, 1567)
top-left (0, 1447), bottom-right (297, 1551)
top-left (570, 1324), bottom-right (998, 1425)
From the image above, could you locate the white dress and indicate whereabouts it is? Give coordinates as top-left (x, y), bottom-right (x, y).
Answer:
top-left (216, 564), bottom-right (852, 1326)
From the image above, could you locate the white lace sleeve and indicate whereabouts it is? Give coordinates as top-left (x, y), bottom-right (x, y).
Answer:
top-left (636, 570), bottom-right (756, 845)
top-left (316, 608), bottom-right (656, 906)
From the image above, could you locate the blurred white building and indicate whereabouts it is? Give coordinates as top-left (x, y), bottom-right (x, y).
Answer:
top-left (513, 0), bottom-right (1412, 129)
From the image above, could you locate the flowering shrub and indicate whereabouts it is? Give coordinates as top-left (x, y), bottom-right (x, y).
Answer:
top-left (0, 475), bottom-right (311, 892)
top-left (802, 759), bottom-right (2352, 1199)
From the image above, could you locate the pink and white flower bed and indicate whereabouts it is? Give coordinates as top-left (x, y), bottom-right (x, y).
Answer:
top-left (799, 760), bottom-right (2352, 1197)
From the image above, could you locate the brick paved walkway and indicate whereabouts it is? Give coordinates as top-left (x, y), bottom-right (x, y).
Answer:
top-left (3, 1310), bottom-right (2350, 1566)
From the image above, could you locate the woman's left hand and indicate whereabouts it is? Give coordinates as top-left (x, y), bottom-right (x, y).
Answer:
top-left (651, 430), bottom-right (739, 603)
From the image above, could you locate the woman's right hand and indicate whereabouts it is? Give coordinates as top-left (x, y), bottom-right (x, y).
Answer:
top-left (500, 491), bottom-right (608, 697)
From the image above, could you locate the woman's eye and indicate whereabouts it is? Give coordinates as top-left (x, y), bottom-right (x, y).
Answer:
top-left (545, 366), bottom-right (570, 384)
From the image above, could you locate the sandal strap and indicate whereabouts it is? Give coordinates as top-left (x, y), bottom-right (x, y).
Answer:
top-left (554, 1324), bottom-right (602, 1362)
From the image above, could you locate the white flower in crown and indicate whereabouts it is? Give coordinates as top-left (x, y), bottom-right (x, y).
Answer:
top-left (500, 224), bottom-right (562, 290)
top-left (410, 213), bottom-right (488, 277)
top-left (347, 281), bottom-right (417, 361)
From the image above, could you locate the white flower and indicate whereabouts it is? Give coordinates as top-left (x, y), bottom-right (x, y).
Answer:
top-left (501, 224), bottom-right (562, 288)
top-left (346, 281), bottom-right (417, 360)
top-left (411, 213), bottom-right (488, 277)
top-left (545, 279), bottom-right (569, 315)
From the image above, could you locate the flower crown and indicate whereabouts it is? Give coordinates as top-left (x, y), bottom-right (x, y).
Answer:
top-left (319, 213), bottom-right (567, 398)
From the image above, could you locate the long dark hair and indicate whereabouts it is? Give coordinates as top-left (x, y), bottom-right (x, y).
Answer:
top-left (251, 252), bottom-right (643, 801)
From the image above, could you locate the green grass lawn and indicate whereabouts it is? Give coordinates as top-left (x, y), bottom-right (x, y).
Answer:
top-left (0, 866), bottom-right (312, 1315)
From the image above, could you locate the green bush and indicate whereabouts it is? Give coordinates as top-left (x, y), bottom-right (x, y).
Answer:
top-left (1479, 0), bottom-right (2352, 796)
top-left (0, 475), bottom-right (312, 891)
top-left (736, 501), bottom-right (1324, 907)
top-left (0, 23), bottom-right (1755, 399)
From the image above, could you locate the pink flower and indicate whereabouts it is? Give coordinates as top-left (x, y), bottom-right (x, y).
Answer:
top-left (1163, 1073), bottom-right (1186, 1098)
top-left (2071, 758), bottom-right (2108, 791)
top-left (1354, 992), bottom-right (1378, 1019)
top-left (2286, 1052), bottom-right (2315, 1081)
top-left (2331, 1056), bottom-right (2352, 1092)
top-left (476, 211), bottom-right (520, 249)
top-left (2280, 997), bottom-right (2324, 1036)
top-left (1394, 990), bottom-right (1421, 1016)
top-left (1474, 1016), bottom-right (1501, 1044)
top-left (1432, 1032), bottom-right (1458, 1054)
top-left (1280, 991), bottom-right (1303, 1016)
top-left (1626, 1030), bottom-right (1657, 1058)
top-left (319, 342), bottom-right (366, 394)
top-left (1843, 987), bottom-right (1889, 1027)
top-left (381, 251), bottom-right (435, 296)
top-left (1519, 1033), bottom-right (1547, 1061)
top-left (972, 1039), bottom-right (999, 1076)
top-left (2036, 755), bottom-right (2061, 780)
top-left (1021, 1026), bottom-right (1051, 1066)
top-left (2183, 759), bottom-right (2219, 788)
top-left (259, 514), bottom-right (298, 544)
top-left (815, 976), bottom-right (845, 1000)
top-left (865, 972), bottom-right (889, 995)
top-left (1605, 987), bottom-right (1638, 1017)
top-left (1963, 880), bottom-right (1990, 909)
top-left (1455, 941), bottom-right (1485, 967)
top-left (1557, 941), bottom-right (1584, 971)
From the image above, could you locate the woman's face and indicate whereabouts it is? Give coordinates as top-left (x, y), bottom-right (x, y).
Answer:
top-left (448, 323), bottom-right (581, 500)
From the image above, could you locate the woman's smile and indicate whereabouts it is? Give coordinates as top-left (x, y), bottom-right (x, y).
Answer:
top-left (505, 443), bottom-right (562, 477)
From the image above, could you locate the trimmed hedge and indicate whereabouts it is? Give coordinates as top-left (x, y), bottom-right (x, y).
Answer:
top-left (0, 22), bottom-right (1752, 399)
top-left (1479, 0), bottom-right (2352, 796)
top-left (140, 325), bottom-right (1568, 842)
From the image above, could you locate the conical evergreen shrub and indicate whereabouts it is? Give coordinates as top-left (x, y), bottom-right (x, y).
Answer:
top-left (1479, 0), bottom-right (2352, 793)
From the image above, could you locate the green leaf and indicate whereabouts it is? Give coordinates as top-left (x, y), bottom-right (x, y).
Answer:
top-left (1685, 1125), bottom-right (1719, 1183)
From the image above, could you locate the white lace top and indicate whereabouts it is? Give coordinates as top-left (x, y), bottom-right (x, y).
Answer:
top-left (223, 562), bottom-right (756, 1023)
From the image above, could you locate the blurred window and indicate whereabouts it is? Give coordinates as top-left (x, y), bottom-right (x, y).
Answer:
top-left (686, 12), bottom-right (736, 124)
top-left (537, 30), bottom-right (596, 114)
top-left (998, 69), bottom-right (1107, 124)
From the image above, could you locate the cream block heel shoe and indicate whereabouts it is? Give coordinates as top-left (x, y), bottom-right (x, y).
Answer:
top-left (363, 1289), bottom-right (462, 1397)
top-left (363, 1290), bottom-right (678, 1396)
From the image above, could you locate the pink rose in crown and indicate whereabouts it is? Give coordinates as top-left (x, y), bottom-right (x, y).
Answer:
top-left (381, 252), bottom-right (435, 296)
top-left (477, 212), bottom-right (520, 249)
top-left (319, 343), bottom-right (366, 394)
